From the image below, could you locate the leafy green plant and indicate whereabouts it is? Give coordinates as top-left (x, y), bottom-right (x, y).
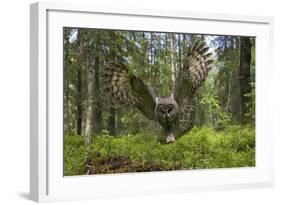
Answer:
top-left (64, 125), bottom-right (255, 175)
top-left (200, 94), bottom-right (231, 129)
top-left (64, 136), bottom-right (88, 175)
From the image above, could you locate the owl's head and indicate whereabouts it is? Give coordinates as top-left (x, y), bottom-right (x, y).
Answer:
top-left (155, 96), bottom-right (179, 122)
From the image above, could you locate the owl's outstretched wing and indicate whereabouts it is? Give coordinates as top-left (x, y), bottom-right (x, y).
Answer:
top-left (173, 40), bottom-right (214, 112)
top-left (103, 62), bottom-right (156, 120)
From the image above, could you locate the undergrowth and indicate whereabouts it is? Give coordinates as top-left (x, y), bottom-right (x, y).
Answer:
top-left (64, 125), bottom-right (255, 175)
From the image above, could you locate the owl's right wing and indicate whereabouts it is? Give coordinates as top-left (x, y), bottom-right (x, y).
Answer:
top-left (173, 40), bottom-right (214, 112)
top-left (102, 62), bottom-right (156, 121)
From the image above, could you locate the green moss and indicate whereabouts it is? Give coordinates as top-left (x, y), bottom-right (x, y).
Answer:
top-left (64, 125), bottom-right (255, 175)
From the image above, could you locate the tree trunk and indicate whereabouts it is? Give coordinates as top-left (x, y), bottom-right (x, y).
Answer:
top-left (164, 34), bottom-right (168, 65)
top-left (221, 36), bottom-right (229, 109)
top-left (239, 37), bottom-right (252, 122)
top-left (107, 106), bottom-right (116, 136)
top-left (150, 32), bottom-right (153, 79)
top-left (189, 34), bottom-right (193, 45)
top-left (84, 41), bottom-right (94, 145)
top-left (142, 32), bottom-right (146, 68)
top-left (63, 28), bottom-right (70, 135)
top-left (84, 88), bottom-right (93, 145)
top-left (76, 31), bottom-right (83, 135)
top-left (178, 34), bottom-right (182, 74)
top-left (76, 67), bottom-right (83, 135)
top-left (92, 43), bottom-right (102, 134)
top-left (170, 34), bottom-right (176, 94)
top-left (226, 70), bottom-right (233, 114)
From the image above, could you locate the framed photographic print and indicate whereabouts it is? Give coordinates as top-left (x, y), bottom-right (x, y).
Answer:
top-left (30, 2), bottom-right (274, 202)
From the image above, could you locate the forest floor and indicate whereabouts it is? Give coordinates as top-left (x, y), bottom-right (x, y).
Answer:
top-left (64, 125), bottom-right (255, 176)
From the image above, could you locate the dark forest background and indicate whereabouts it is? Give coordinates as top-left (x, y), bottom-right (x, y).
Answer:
top-left (63, 28), bottom-right (255, 175)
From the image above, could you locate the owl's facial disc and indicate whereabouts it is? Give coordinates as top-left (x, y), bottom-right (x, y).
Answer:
top-left (157, 103), bottom-right (178, 120)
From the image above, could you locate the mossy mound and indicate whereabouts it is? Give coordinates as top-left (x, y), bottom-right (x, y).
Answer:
top-left (64, 125), bottom-right (255, 175)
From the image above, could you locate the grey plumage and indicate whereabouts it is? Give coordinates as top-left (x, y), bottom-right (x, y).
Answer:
top-left (102, 40), bottom-right (213, 142)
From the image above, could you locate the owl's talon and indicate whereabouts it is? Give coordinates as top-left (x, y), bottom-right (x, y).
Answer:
top-left (166, 132), bottom-right (175, 143)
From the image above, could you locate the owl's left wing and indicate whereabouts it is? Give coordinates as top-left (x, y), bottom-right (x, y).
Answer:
top-left (173, 40), bottom-right (214, 112)
top-left (103, 62), bottom-right (156, 120)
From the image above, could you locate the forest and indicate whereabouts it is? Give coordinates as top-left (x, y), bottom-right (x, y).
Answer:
top-left (63, 28), bottom-right (255, 175)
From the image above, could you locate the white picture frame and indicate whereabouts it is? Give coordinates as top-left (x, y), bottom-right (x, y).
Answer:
top-left (30, 2), bottom-right (274, 202)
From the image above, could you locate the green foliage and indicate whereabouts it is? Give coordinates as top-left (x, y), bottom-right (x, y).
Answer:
top-left (119, 106), bottom-right (162, 136)
top-left (211, 36), bottom-right (244, 123)
top-left (120, 109), bottom-right (155, 134)
top-left (64, 125), bottom-right (255, 175)
top-left (64, 135), bottom-right (88, 175)
top-left (64, 135), bottom-right (84, 147)
top-left (200, 93), bottom-right (231, 129)
top-left (244, 82), bottom-right (255, 123)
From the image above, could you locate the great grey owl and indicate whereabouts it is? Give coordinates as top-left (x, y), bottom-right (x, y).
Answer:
top-left (103, 40), bottom-right (213, 142)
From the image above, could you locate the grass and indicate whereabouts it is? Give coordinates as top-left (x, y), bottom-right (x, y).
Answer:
top-left (64, 125), bottom-right (255, 175)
